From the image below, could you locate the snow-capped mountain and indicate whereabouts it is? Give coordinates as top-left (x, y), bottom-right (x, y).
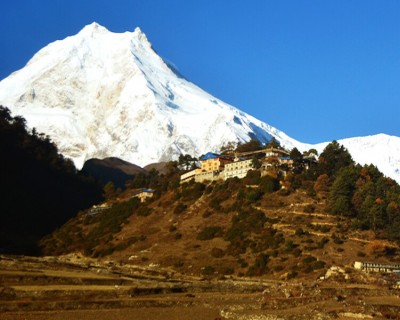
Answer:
top-left (0, 22), bottom-right (399, 183)
top-left (0, 22), bottom-right (303, 168)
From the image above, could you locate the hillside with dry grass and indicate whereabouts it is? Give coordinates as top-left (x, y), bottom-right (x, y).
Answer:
top-left (31, 171), bottom-right (400, 319)
top-left (5, 139), bottom-right (400, 319)
top-left (39, 168), bottom-right (400, 282)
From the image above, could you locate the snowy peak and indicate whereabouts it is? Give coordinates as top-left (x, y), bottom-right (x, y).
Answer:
top-left (77, 23), bottom-right (149, 45)
top-left (79, 22), bottom-right (109, 36)
top-left (0, 22), bottom-right (301, 170)
top-left (0, 23), bottom-right (399, 185)
top-left (132, 27), bottom-right (151, 45)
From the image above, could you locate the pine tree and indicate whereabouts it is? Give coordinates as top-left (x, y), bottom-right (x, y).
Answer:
top-left (328, 165), bottom-right (358, 217)
top-left (317, 141), bottom-right (354, 177)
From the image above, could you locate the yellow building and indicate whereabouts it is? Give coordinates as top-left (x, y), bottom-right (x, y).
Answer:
top-left (200, 152), bottom-right (232, 172)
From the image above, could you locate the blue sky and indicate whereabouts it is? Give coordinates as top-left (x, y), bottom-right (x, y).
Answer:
top-left (1, 0), bottom-right (399, 143)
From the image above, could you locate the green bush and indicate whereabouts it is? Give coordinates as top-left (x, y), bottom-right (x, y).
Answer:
top-left (250, 228), bottom-right (284, 253)
top-left (292, 248), bottom-right (302, 257)
top-left (223, 267), bottom-right (235, 275)
top-left (357, 251), bottom-right (366, 257)
top-left (243, 170), bottom-right (261, 185)
top-left (174, 203), bottom-right (187, 214)
top-left (245, 189), bottom-right (264, 202)
top-left (181, 182), bottom-right (206, 201)
top-left (303, 265), bottom-right (313, 273)
top-left (137, 206), bottom-right (153, 216)
top-left (332, 234), bottom-right (344, 244)
top-left (209, 197), bottom-right (222, 210)
top-left (284, 240), bottom-right (298, 253)
top-left (317, 237), bottom-right (329, 248)
top-left (226, 239), bottom-right (251, 256)
top-left (320, 225), bottom-right (331, 233)
top-left (303, 204), bottom-right (315, 213)
top-left (205, 185), bottom-right (214, 194)
top-left (313, 224), bottom-right (331, 233)
top-left (259, 175), bottom-right (279, 193)
top-left (175, 233), bottom-right (182, 240)
top-left (313, 260), bottom-right (326, 269)
top-left (295, 228), bottom-right (306, 236)
top-left (173, 260), bottom-right (184, 268)
top-left (197, 226), bottom-right (223, 240)
top-left (225, 208), bottom-right (267, 242)
top-left (247, 254), bottom-right (269, 276)
top-left (302, 255), bottom-right (317, 264)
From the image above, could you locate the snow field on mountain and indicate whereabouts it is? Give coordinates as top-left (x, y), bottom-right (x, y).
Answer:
top-left (0, 22), bottom-right (399, 184)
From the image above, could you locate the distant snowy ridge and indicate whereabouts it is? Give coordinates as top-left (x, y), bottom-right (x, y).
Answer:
top-left (0, 22), bottom-right (399, 184)
top-left (315, 133), bottom-right (400, 184)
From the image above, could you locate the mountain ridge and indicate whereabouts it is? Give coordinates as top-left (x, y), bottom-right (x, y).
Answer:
top-left (0, 22), bottom-right (399, 183)
top-left (81, 157), bottom-right (147, 189)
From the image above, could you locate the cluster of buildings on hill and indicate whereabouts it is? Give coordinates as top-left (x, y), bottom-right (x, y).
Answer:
top-left (180, 147), bottom-right (315, 184)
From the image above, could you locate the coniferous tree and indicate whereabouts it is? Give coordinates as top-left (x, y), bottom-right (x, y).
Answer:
top-left (328, 165), bottom-right (358, 217)
top-left (317, 141), bottom-right (354, 178)
top-left (236, 139), bottom-right (263, 152)
top-left (265, 137), bottom-right (281, 149)
top-left (290, 147), bottom-right (303, 173)
top-left (178, 154), bottom-right (198, 171)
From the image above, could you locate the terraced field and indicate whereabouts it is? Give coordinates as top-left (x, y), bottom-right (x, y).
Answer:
top-left (2, 255), bottom-right (400, 319)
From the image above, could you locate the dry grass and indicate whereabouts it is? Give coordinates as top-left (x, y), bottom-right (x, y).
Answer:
top-left (2, 255), bottom-right (400, 319)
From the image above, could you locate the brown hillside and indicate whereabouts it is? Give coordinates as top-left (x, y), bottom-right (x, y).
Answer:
top-left (40, 177), bottom-right (400, 282)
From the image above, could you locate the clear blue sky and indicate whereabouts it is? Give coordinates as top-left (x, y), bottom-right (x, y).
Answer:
top-left (1, 0), bottom-right (399, 143)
